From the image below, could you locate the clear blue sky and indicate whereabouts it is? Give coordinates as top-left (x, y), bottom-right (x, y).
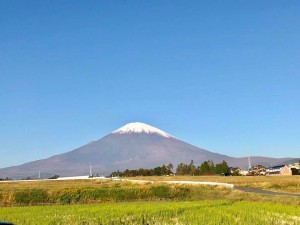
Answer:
top-left (1, 1), bottom-right (300, 168)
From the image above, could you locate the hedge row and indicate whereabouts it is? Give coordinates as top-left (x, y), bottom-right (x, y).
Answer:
top-left (0, 184), bottom-right (194, 206)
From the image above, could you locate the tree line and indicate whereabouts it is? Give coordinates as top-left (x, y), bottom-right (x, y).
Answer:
top-left (110, 160), bottom-right (231, 177)
top-left (110, 163), bottom-right (174, 177)
top-left (176, 160), bottom-right (230, 175)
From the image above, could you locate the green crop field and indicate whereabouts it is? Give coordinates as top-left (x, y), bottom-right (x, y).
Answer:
top-left (0, 177), bottom-right (299, 224)
top-left (1, 200), bottom-right (300, 225)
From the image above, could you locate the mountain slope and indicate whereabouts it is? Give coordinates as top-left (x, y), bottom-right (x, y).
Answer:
top-left (0, 122), bottom-right (297, 179)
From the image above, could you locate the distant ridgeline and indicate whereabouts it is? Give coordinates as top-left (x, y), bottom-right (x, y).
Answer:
top-left (110, 160), bottom-right (232, 177)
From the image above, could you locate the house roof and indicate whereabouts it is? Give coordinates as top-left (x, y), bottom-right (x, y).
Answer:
top-left (267, 165), bottom-right (285, 170)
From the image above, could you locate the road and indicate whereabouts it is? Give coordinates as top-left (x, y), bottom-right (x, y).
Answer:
top-left (234, 186), bottom-right (300, 197)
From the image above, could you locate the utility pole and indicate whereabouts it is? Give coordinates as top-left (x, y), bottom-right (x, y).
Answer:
top-left (89, 164), bottom-right (92, 177)
top-left (248, 157), bottom-right (251, 170)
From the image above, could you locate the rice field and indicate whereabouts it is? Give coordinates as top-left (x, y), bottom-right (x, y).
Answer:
top-left (0, 200), bottom-right (299, 225)
top-left (0, 177), bottom-right (299, 224)
top-left (1, 175), bottom-right (299, 193)
top-left (127, 175), bottom-right (300, 193)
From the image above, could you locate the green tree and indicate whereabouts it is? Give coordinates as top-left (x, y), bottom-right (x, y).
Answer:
top-left (176, 163), bottom-right (184, 175)
top-left (208, 160), bottom-right (215, 174)
top-left (176, 163), bottom-right (190, 175)
top-left (199, 161), bottom-right (210, 175)
top-left (153, 167), bottom-right (162, 176)
top-left (215, 160), bottom-right (230, 175)
top-left (167, 163), bottom-right (173, 173)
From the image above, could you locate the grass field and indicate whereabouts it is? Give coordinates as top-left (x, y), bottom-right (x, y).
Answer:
top-left (1, 176), bottom-right (299, 193)
top-left (0, 176), bottom-right (299, 224)
top-left (0, 181), bottom-right (241, 206)
top-left (127, 175), bottom-right (300, 193)
top-left (1, 200), bottom-right (300, 225)
top-left (0, 178), bottom-right (299, 206)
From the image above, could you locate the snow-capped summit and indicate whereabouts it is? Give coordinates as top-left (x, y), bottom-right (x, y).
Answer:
top-left (1, 121), bottom-right (297, 179)
top-left (112, 122), bottom-right (173, 138)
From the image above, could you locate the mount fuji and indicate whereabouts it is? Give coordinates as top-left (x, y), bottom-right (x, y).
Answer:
top-left (0, 122), bottom-right (297, 179)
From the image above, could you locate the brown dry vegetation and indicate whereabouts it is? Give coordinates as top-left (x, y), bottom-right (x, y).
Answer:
top-left (127, 175), bottom-right (300, 193)
top-left (1, 176), bottom-right (299, 192)
top-left (0, 178), bottom-right (299, 206)
top-left (0, 179), bottom-right (109, 191)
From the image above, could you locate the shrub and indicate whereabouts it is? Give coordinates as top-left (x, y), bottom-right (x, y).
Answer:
top-left (15, 189), bottom-right (48, 204)
top-left (151, 185), bottom-right (171, 198)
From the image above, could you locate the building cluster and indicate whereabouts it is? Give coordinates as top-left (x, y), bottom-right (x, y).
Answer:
top-left (229, 162), bottom-right (300, 176)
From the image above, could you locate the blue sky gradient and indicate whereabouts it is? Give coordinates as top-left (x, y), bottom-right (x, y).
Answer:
top-left (1, 1), bottom-right (300, 167)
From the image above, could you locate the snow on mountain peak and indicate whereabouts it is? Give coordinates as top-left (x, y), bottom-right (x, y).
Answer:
top-left (112, 122), bottom-right (173, 138)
